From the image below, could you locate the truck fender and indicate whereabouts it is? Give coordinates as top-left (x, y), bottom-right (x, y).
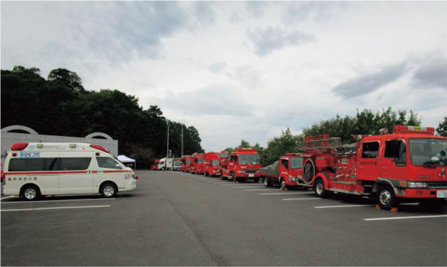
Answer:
top-left (312, 173), bottom-right (329, 189)
top-left (372, 179), bottom-right (395, 193)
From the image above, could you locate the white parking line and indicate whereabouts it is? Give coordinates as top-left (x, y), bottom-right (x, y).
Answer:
top-left (364, 215), bottom-right (447, 221)
top-left (244, 189), bottom-right (278, 191)
top-left (1, 205), bottom-right (111, 212)
top-left (260, 192), bottom-right (314, 195)
top-left (1, 198), bottom-right (115, 204)
top-left (0, 196), bottom-right (15, 201)
top-left (315, 204), bottom-right (374, 209)
top-left (282, 198), bottom-right (320, 201)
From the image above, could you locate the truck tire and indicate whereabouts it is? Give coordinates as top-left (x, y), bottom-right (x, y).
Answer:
top-left (263, 177), bottom-right (272, 187)
top-left (101, 183), bottom-right (117, 198)
top-left (376, 185), bottom-right (399, 210)
top-left (314, 179), bottom-right (328, 198)
top-left (280, 178), bottom-right (287, 190)
top-left (21, 185), bottom-right (41, 201)
top-left (254, 178), bottom-right (260, 183)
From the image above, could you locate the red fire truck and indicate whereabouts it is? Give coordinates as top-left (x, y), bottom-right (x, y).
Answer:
top-left (151, 159), bottom-right (160, 170)
top-left (300, 126), bottom-right (447, 210)
top-left (260, 153), bottom-right (304, 190)
top-left (221, 148), bottom-right (262, 183)
top-left (191, 153), bottom-right (205, 175)
top-left (203, 152), bottom-right (220, 177)
top-left (181, 156), bottom-right (192, 172)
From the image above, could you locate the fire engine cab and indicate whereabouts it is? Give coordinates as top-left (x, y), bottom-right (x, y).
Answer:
top-left (299, 126), bottom-right (447, 210)
top-left (221, 148), bottom-right (262, 183)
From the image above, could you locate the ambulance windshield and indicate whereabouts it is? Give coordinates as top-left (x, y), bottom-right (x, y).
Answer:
top-left (409, 138), bottom-right (447, 166)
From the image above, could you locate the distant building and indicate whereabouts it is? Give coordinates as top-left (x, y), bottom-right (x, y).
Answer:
top-left (1, 125), bottom-right (118, 164)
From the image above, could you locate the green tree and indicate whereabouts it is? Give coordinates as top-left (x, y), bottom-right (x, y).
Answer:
top-left (437, 116), bottom-right (447, 137)
top-left (263, 128), bottom-right (303, 165)
top-left (48, 68), bottom-right (85, 93)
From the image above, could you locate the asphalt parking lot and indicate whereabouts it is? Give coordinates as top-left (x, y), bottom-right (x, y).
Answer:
top-left (2, 170), bottom-right (447, 266)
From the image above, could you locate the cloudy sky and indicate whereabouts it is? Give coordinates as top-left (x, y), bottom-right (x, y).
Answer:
top-left (2, 1), bottom-right (447, 151)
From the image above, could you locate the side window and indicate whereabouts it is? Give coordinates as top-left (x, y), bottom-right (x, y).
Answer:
top-left (362, 142), bottom-right (379, 159)
top-left (9, 158), bottom-right (56, 171)
top-left (281, 159), bottom-right (289, 169)
top-left (385, 141), bottom-right (406, 165)
top-left (97, 157), bottom-right (122, 169)
top-left (54, 158), bottom-right (91, 171)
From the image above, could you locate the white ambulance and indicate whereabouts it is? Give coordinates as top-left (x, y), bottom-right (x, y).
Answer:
top-left (3, 142), bottom-right (137, 200)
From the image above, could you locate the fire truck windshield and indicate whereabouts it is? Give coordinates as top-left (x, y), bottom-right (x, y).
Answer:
top-left (197, 159), bottom-right (203, 164)
top-left (212, 160), bottom-right (220, 166)
top-left (409, 138), bottom-right (447, 166)
top-left (290, 157), bottom-right (303, 169)
top-left (239, 154), bottom-right (260, 165)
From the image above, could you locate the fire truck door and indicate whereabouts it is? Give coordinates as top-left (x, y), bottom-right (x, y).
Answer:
top-left (358, 141), bottom-right (381, 180)
top-left (381, 140), bottom-right (406, 180)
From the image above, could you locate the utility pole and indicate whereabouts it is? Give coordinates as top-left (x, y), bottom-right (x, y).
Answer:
top-left (181, 126), bottom-right (184, 157)
top-left (167, 121), bottom-right (169, 158)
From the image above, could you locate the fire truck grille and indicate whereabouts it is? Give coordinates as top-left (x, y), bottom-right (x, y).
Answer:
top-left (427, 182), bottom-right (447, 188)
top-left (245, 169), bottom-right (257, 174)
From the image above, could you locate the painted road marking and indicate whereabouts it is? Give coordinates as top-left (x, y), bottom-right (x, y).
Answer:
top-left (0, 196), bottom-right (15, 201)
top-left (282, 198), bottom-right (320, 201)
top-left (232, 186), bottom-right (265, 189)
top-left (1, 205), bottom-right (111, 212)
top-left (364, 215), bottom-right (447, 221)
top-left (315, 204), bottom-right (374, 209)
top-left (244, 189), bottom-right (279, 191)
top-left (1, 198), bottom-right (115, 204)
top-left (260, 192), bottom-right (314, 195)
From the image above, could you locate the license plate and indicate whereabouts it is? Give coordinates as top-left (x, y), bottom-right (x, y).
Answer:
top-left (249, 174), bottom-right (254, 178)
top-left (437, 190), bottom-right (447, 198)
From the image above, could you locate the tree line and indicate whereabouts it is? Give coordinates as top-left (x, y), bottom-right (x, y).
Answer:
top-left (234, 108), bottom-right (447, 166)
top-left (1, 66), bottom-right (203, 168)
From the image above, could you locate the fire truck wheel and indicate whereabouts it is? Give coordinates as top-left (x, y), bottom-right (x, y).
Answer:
top-left (204, 172), bottom-right (208, 177)
top-left (254, 178), bottom-right (260, 183)
top-left (314, 179), bottom-right (328, 198)
top-left (263, 178), bottom-right (272, 187)
top-left (376, 186), bottom-right (399, 210)
top-left (280, 179), bottom-right (287, 190)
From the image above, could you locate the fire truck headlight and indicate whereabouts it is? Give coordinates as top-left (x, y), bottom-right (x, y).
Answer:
top-left (289, 175), bottom-right (296, 182)
top-left (238, 171), bottom-right (244, 174)
top-left (407, 182), bottom-right (428, 188)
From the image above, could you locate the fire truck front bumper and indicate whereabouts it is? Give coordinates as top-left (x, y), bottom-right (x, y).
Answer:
top-left (399, 188), bottom-right (447, 199)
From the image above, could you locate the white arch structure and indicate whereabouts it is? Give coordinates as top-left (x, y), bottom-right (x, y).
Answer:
top-left (1, 125), bottom-right (38, 135)
top-left (85, 132), bottom-right (113, 140)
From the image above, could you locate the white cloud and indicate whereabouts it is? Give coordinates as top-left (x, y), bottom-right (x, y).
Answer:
top-left (2, 1), bottom-right (447, 151)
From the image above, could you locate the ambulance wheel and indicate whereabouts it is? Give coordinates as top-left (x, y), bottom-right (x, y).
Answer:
top-left (21, 185), bottom-right (41, 201)
top-left (314, 179), bottom-right (328, 198)
top-left (376, 185), bottom-right (399, 210)
top-left (280, 178), bottom-right (287, 190)
top-left (263, 177), bottom-right (272, 187)
top-left (101, 183), bottom-right (117, 198)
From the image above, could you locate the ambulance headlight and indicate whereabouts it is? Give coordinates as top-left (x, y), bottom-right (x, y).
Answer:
top-left (125, 174), bottom-right (134, 180)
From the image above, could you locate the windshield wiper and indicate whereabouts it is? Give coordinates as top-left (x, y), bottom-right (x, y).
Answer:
top-left (422, 161), bottom-right (438, 168)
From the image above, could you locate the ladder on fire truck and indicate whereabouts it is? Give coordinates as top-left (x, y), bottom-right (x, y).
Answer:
top-left (295, 134), bottom-right (342, 185)
top-left (296, 134), bottom-right (342, 151)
